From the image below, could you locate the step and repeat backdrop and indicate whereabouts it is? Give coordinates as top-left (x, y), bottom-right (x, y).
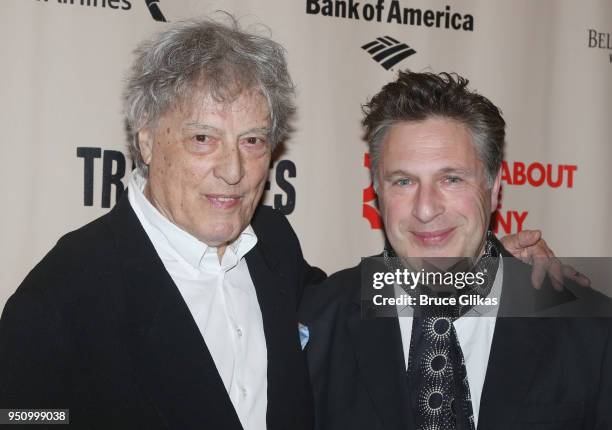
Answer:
top-left (1, 0), bottom-right (611, 309)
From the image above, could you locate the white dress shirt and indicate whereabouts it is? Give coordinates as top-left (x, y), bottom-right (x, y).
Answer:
top-left (397, 259), bottom-right (503, 428)
top-left (127, 170), bottom-right (267, 430)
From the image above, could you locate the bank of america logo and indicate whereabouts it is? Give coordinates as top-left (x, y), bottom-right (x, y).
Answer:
top-left (145, 0), bottom-right (167, 22)
top-left (361, 36), bottom-right (416, 70)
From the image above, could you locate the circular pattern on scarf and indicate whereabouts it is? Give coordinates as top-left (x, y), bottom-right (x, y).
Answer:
top-left (428, 392), bottom-right (443, 409)
top-left (418, 385), bottom-right (446, 419)
top-left (423, 317), bottom-right (452, 343)
top-left (421, 348), bottom-right (448, 377)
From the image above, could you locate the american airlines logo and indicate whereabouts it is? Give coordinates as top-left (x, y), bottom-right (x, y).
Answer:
top-left (361, 36), bottom-right (416, 70)
top-left (145, 0), bottom-right (167, 22)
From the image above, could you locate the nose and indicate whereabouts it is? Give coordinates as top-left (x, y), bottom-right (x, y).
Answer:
top-left (412, 182), bottom-right (444, 223)
top-left (214, 143), bottom-right (244, 185)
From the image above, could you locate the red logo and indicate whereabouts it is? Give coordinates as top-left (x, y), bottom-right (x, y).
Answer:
top-left (362, 153), bottom-right (382, 229)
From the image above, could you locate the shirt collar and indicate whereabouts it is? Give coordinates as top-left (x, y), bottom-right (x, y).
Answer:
top-left (127, 169), bottom-right (257, 271)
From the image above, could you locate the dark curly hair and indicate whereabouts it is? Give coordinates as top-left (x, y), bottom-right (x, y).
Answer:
top-left (362, 70), bottom-right (505, 190)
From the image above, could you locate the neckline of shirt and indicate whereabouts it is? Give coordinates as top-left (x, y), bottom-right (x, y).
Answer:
top-left (127, 169), bottom-right (257, 272)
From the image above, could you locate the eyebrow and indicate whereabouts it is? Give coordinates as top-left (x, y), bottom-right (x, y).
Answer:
top-left (384, 169), bottom-right (413, 179)
top-left (438, 167), bottom-right (473, 176)
top-left (238, 127), bottom-right (270, 137)
top-left (184, 123), bottom-right (220, 133)
top-left (384, 167), bottom-right (474, 178)
top-left (183, 123), bottom-right (270, 136)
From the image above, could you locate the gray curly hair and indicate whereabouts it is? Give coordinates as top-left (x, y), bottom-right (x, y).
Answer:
top-left (123, 16), bottom-right (296, 175)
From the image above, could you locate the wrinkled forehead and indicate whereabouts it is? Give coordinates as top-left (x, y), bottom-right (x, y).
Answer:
top-left (382, 118), bottom-right (478, 161)
top-left (165, 83), bottom-right (270, 125)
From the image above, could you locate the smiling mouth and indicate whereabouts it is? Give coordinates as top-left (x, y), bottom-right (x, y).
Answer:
top-left (206, 194), bottom-right (242, 209)
top-left (411, 228), bottom-right (455, 246)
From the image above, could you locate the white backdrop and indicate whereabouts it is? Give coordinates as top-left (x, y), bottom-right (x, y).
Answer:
top-left (1, 0), bottom-right (611, 310)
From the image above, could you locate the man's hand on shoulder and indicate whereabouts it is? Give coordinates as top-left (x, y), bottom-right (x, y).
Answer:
top-left (500, 229), bottom-right (591, 290)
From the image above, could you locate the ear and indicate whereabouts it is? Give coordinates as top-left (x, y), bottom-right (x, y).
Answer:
top-left (137, 128), bottom-right (154, 165)
top-left (490, 168), bottom-right (502, 213)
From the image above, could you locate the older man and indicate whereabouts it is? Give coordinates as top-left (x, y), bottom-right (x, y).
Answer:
top-left (0, 19), bottom-right (324, 430)
top-left (0, 19), bottom-right (586, 430)
top-left (301, 71), bottom-right (612, 430)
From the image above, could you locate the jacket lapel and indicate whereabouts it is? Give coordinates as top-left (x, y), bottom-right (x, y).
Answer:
top-left (478, 318), bottom-right (551, 430)
top-left (245, 233), bottom-right (312, 430)
top-left (347, 288), bottom-right (413, 430)
top-left (107, 196), bottom-right (243, 430)
top-left (477, 252), bottom-right (553, 430)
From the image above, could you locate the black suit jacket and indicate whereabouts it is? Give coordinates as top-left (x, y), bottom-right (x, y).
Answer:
top-left (300, 251), bottom-right (612, 430)
top-left (0, 195), bottom-right (325, 429)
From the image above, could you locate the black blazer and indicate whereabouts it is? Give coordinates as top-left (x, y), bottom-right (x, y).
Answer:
top-left (0, 195), bottom-right (325, 430)
top-left (300, 251), bottom-right (612, 430)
